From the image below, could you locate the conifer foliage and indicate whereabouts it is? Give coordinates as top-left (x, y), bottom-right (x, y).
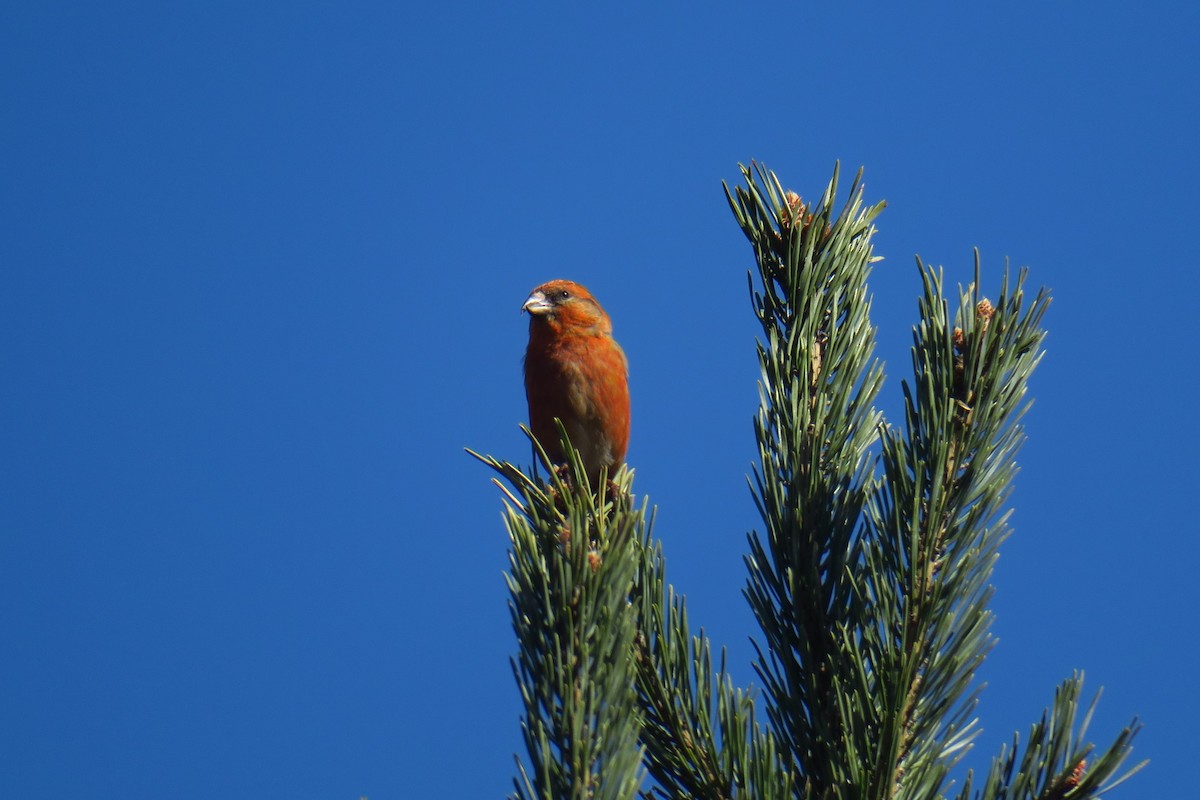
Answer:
top-left (471, 163), bottom-right (1143, 799)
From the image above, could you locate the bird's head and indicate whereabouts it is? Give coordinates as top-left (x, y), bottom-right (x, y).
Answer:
top-left (522, 280), bottom-right (612, 335)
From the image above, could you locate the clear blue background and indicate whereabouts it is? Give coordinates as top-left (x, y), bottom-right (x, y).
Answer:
top-left (3, 3), bottom-right (1194, 797)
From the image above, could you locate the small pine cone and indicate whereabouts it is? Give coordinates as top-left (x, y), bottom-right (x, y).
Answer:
top-left (952, 327), bottom-right (966, 352)
top-left (587, 551), bottom-right (602, 572)
top-left (976, 298), bottom-right (995, 321)
top-left (780, 191), bottom-right (807, 229)
top-left (1066, 759), bottom-right (1086, 787)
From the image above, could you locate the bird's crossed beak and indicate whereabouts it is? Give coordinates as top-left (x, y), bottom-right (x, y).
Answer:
top-left (522, 290), bottom-right (553, 315)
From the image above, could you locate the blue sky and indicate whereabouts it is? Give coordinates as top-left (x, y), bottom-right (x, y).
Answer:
top-left (3, 3), bottom-right (1196, 797)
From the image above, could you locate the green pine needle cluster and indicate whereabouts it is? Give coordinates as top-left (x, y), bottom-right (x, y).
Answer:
top-left (472, 428), bottom-right (647, 800)
top-left (469, 163), bottom-right (1143, 800)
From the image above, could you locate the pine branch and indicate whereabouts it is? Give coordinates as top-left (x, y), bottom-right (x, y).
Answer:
top-left (469, 426), bottom-right (646, 800)
top-left (633, 534), bottom-right (790, 800)
top-left (849, 257), bottom-right (1035, 798)
top-left (726, 162), bottom-right (886, 798)
top-left (953, 674), bottom-right (1144, 800)
top-left (473, 429), bottom-right (789, 800)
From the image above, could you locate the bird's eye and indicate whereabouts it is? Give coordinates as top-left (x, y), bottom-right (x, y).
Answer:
top-left (557, 290), bottom-right (571, 300)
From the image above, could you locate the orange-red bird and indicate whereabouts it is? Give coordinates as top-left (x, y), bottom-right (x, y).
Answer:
top-left (522, 279), bottom-right (630, 489)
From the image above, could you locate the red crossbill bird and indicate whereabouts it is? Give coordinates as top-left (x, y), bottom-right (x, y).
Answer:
top-left (522, 279), bottom-right (630, 490)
